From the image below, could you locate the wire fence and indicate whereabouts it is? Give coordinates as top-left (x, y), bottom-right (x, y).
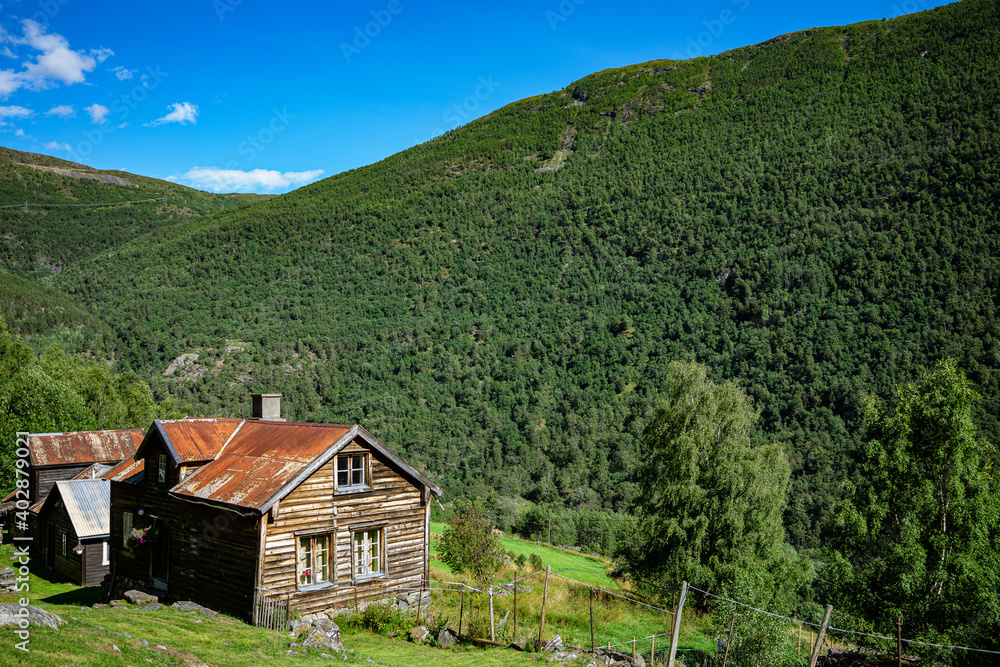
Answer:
top-left (687, 584), bottom-right (1000, 659)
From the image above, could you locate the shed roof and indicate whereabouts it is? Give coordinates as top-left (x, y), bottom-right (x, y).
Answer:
top-left (52, 479), bottom-right (110, 539)
top-left (29, 429), bottom-right (144, 467)
top-left (170, 422), bottom-right (442, 511)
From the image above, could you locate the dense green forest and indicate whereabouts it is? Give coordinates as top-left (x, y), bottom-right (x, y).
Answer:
top-left (1, 0), bottom-right (998, 555)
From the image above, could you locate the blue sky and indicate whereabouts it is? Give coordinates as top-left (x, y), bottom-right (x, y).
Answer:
top-left (1, 0), bottom-right (950, 194)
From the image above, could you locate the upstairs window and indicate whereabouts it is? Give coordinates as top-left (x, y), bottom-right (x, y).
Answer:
top-left (157, 454), bottom-right (167, 484)
top-left (335, 454), bottom-right (367, 492)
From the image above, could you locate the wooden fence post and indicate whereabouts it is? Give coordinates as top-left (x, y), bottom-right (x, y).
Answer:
top-left (353, 587), bottom-right (359, 614)
top-left (897, 616), bottom-right (902, 667)
top-left (590, 588), bottom-right (595, 652)
top-left (513, 575), bottom-right (518, 639)
top-left (489, 588), bottom-right (496, 641)
top-left (458, 586), bottom-right (465, 637)
top-left (722, 613), bottom-right (736, 667)
top-left (632, 636), bottom-right (636, 657)
top-left (537, 566), bottom-right (551, 650)
top-left (651, 634), bottom-right (655, 666)
top-left (667, 581), bottom-right (688, 667)
top-left (808, 604), bottom-right (833, 667)
top-left (416, 588), bottom-right (423, 625)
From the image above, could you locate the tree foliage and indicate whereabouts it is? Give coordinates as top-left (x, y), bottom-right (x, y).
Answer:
top-left (1, 0), bottom-right (999, 549)
top-left (617, 361), bottom-right (801, 608)
top-left (438, 507), bottom-right (505, 588)
top-left (831, 358), bottom-right (1000, 654)
top-left (0, 316), bottom-right (158, 493)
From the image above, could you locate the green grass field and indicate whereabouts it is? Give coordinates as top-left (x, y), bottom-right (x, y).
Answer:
top-left (0, 534), bottom-right (718, 666)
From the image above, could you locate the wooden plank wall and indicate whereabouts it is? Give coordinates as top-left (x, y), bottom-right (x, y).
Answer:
top-left (33, 465), bottom-right (89, 505)
top-left (111, 481), bottom-right (260, 620)
top-left (42, 506), bottom-right (81, 584)
top-left (259, 439), bottom-right (428, 616)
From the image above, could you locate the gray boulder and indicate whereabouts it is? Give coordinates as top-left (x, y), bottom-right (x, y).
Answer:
top-left (301, 619), bottom-right (345, 652)
top-left (288, 619), bottom-right (312, 637)
top-left (509, 637), bottom-right (532, 651)
top-left (543, 634), bottom-right (564, 652)
top-left (0, 603), bottom-right (66, 630)
top-left (124, 589), bottom-right (159, 606)
top-left (170, 601), bottom-right (218, 617)
top-left (141, 603), bottom-right (163, 611)
top-left (0, 566), bottom-right (16, 593)
top-left (436, 627), bottom-right (459, 648)
top-left (409, 625), bottom-right (430, 643)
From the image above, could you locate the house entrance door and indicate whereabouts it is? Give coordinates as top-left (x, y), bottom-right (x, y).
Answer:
top-left (150, 522), bottom-right (169, 591)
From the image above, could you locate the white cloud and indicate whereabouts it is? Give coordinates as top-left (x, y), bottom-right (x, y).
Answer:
top-left (0, 104), bottom-right (32, 118)
top-left (112, 66), bottom-right (134, 81)
top-left (85, 103), bottom-right (110, 124)
top-left (45, 104), bottom-right (75, 118)
top-left (177, 166), bottom-right (325, 193)
top-left (44, 140), bottom-right (72, 151)
top-left (1, 46), bottom-right (16, 59)
top-left (145, 101), bottom-right (198, 127)
top-left (15, 128), bottom-right (26, 137)
top-left (0, 20), bottom-right (101, 98)
top-left (90, 47), bottom-right (114, 63)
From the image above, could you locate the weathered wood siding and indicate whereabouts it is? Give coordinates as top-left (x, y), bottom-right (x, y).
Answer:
top-left (111, 481), bottom-right (259, 620)
top-left (33, 465), bottom-right (89, 505)
top-left (259, 438), bottom-right (428, 615)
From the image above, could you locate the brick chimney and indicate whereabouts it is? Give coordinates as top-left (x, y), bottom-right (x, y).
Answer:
top-left (251, 393), bottom-right (284, 421)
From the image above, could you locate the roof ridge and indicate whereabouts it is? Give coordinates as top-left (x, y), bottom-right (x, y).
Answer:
top-left (213, 419), bottom-right (247, 461)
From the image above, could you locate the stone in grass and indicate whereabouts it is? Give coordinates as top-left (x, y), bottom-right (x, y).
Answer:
top-left (170, 601), bottom-right (218, 617)
top-left (542, 634), bottom-right (563, 652)
top-left (124, 589), bottom-right (159, 606)
top-left (509, 637), bottom-right (532, 651)
top-left (141, 603), bottom-right (163, 612)
top-left (301, 619), bottom-right (344, 652)
top-left (409, 626), bottom-right (430, 643)
top-left (288, 619), bottom-right (312, 637)
top-left (436, 627), bottom-right (459, 649)
top-left (0, 603), bottom-right (66, 630)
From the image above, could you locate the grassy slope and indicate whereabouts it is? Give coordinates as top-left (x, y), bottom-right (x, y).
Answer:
top-left (0, 535), bottom-right (716, 666)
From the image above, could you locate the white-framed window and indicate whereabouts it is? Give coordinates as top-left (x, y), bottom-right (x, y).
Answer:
top-left (102, 540), bottom-right (110, 566)
top-left (123, 511), bottom-right (133, 548)
top-left (61, 531), bottom-right (67, 557)
top-left (352, 528), bottom-right (384, 579)
top-left (335, 454), bottom-right (367, 492)
top-left (157, 454), bottom-right (167, 484)
top-left (297, 533), bottom-right (333, 588)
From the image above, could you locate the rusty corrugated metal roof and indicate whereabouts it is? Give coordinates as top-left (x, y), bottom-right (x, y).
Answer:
top-left (29, 429), bottom-right (145, 467)
top-left (151, 418), bottom-right (245, 464)
top-left (53, 479), bottom-right (110, 539)
top-left (104, 456), bottom-right (145, 483)
top-left (171, 421), bottom-right (352, 510)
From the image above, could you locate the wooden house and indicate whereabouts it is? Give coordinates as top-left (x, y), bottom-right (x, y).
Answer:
top-left (36, 479), bottom-right (112, 586)
top-left (110, 396), bottom-right (442, 623)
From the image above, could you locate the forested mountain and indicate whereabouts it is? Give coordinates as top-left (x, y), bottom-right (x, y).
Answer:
top-left (3, 0), bottom-right (999, 548)
top-left (0, 146), bottom-right (268, 280)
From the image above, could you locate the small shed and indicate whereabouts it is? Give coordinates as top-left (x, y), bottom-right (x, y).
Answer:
top-left (37, 479), bottom-right (111, 586)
